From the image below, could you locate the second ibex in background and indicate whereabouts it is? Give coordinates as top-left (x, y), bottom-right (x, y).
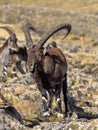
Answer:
top-left (0, 26), bottom-right (28, 74)
top-left (23, 23), bottom-right (71, 117)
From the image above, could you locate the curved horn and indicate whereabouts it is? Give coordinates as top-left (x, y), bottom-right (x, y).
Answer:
top-left (22, 23), bottom-right (39, 48)
top-left (36, 23), bottom-right (71, 50)
top-left (0, 26), bottom-right (15, 35)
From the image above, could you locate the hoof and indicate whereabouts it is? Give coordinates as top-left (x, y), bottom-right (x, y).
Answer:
top-left (57, 112), bottom-right (64, 118)
top-left (65, 112), bottom-right (73, 118)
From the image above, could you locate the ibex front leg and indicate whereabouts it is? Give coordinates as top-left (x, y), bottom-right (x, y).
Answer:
top-left (55, 85), bottom-right (64, 117)
top-left (37, 84), bottom-right (50, 117)
top-left (48, 89), bottom-right (54, 111)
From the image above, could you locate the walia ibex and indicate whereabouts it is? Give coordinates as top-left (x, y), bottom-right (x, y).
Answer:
top-left (23, 23), bottom-right (71, 117)
top-left (0, 26), bottom-right (28, 74)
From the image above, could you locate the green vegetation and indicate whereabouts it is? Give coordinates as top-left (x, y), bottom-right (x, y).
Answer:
top-left (79, 32), bottom-right (86, 37)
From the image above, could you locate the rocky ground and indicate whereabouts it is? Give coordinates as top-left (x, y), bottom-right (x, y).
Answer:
top-left (0, 2), bottom-right (98, 129)
top-left (0, 32), bottom-right (98, 129)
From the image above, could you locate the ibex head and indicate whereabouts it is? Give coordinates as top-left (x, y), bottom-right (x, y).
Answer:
top-left (0, 26), bottom-right (18, 51)
top-left (23, 23), bottom-right (71, 73)
top-left (22, 23), bottom-right (44, 72)
top-left (27, 46), bottom-right (44, 72)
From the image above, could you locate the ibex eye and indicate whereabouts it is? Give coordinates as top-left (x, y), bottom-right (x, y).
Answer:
top-left (10, 39), bottom-right (12, 42)
top-left (40, 51), bottom-right (42, 55)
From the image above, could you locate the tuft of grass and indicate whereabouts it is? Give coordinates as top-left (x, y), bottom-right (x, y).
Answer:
top-left (91, 38), bottom-right (95, 42)
top-left (79, 32), bottom-right (86, 37)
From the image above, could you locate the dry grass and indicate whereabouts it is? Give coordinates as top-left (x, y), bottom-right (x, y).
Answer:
top-left (0, 0), bottom-right (97, 47)
top-left (0, 0), bottom-right (98, 13)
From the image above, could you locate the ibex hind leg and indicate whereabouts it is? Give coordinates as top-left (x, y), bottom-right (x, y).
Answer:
top-left (37, 84), bottom-right (50, 117)
top-left (48, 89), bottom-right (54, 111)
top-left (55, 85), bottom-right (64, 118)
top-left (62, 74), bottom-right (71, 117)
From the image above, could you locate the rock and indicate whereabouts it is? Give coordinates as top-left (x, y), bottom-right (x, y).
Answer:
top-left (69, 45), bottom-right (80, 52)
top-left (93, 40), bottom-right (98, 46)
top-left (0, 109), bottom-right (26, 130)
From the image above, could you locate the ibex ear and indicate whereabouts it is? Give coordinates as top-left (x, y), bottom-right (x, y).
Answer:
top-left (44, 48), bottom-right (57, 57)
top-left (44, 47), bottom-right (66, 63)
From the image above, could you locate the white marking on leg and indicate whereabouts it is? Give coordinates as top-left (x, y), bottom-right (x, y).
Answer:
top-left (3, 66), bottom-right (7, 71)
top-left (43, 111), bottom-right (50, 117)
top-left (42, 96), bottom-right (47, 103)
top-left (3, 71), bottom-right (7, 76)
top-left (57, 98), bottom-right (61, 102)
top-left (2, 66), bottom-right (7, 75)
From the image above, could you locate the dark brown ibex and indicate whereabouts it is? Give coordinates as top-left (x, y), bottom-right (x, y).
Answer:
top-left (23, 23), bottom-right (71, 117)
top-left (0, 26), bottom-right (28, 74)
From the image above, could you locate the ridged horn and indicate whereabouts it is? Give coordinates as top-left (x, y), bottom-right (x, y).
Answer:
top-left (22, 23), bottom-right (38, 48)
top-left (36, 23), bottom-right (71, 50)
top-left (0, 26), bottom-right (15, 35)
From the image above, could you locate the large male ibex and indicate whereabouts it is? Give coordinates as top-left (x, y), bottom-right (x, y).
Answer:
top-left (23, 23), bottom-right (71, 117)
top-left (0, 26), bottom-right (28, 74)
